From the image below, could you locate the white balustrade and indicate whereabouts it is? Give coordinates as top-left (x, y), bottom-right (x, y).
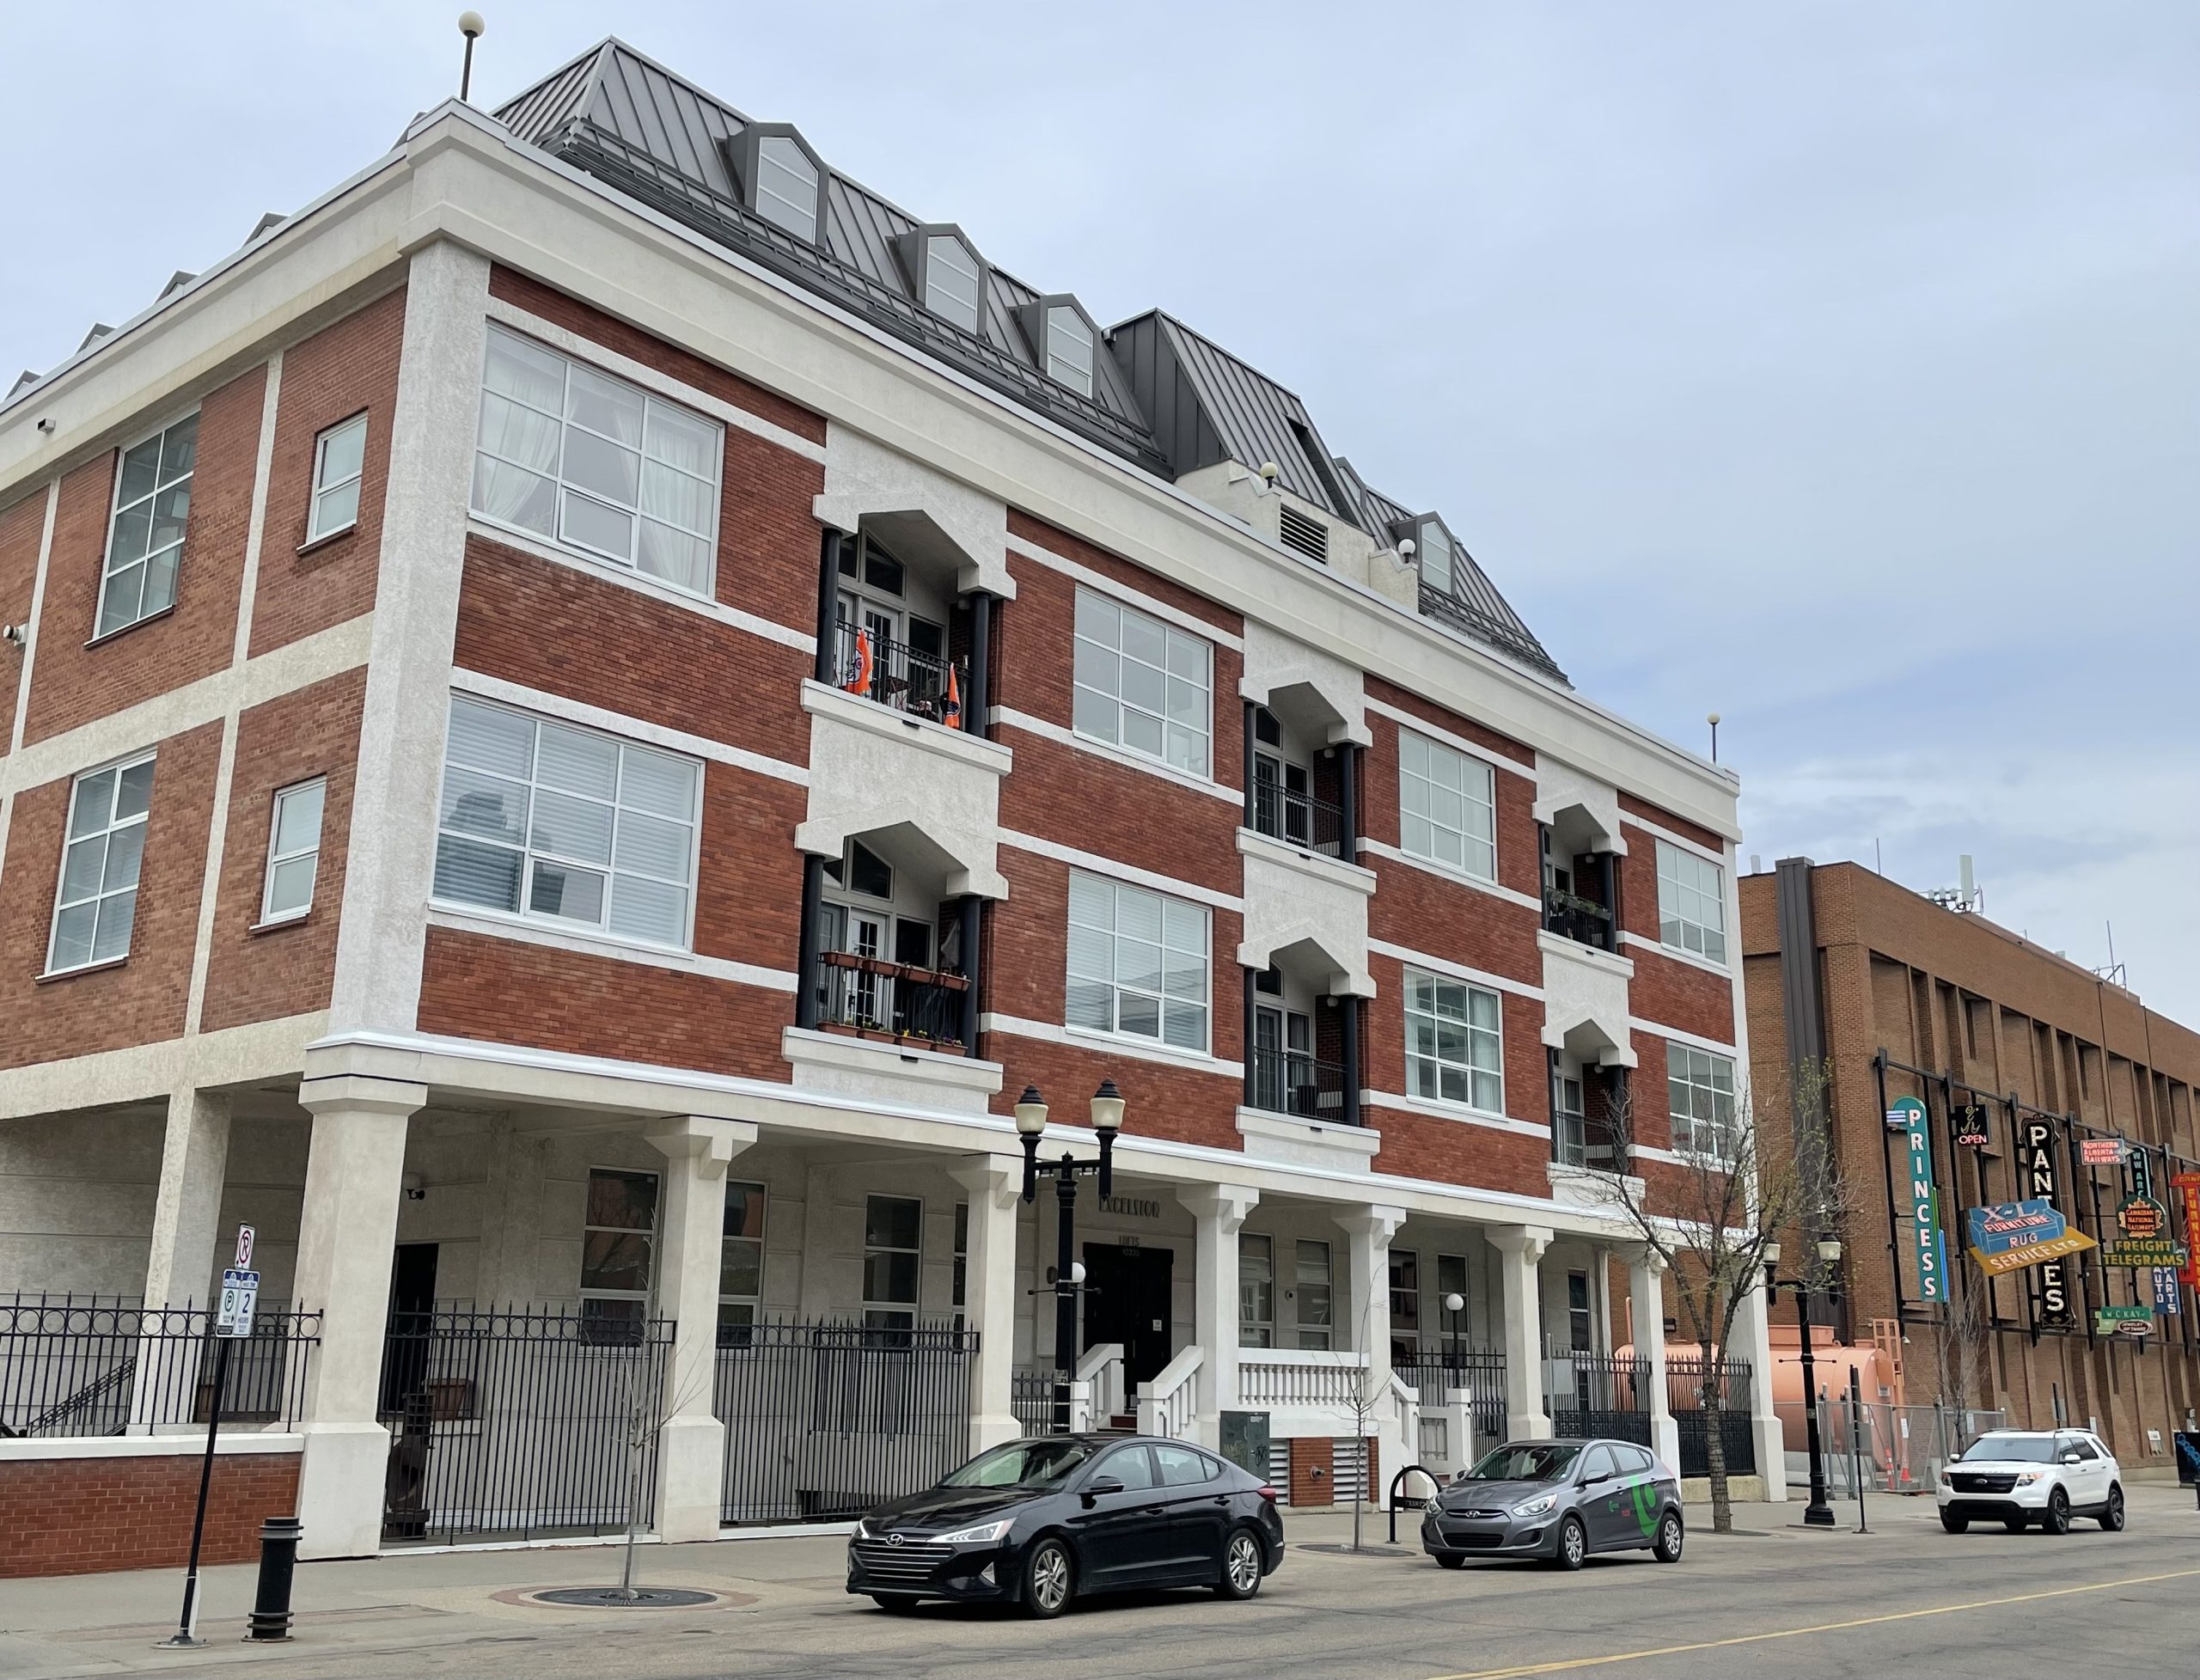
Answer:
top-left (1236, 1347), bottom-right (1372, 1408)
top-left (1075, 1341), bottom-right (1126, 1422)
top-left (1135, 1347), bottom-right (1203, 1439)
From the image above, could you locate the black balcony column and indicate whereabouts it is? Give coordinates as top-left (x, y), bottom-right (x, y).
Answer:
top-left (1338, 741), bottom-right (1360, 862)
top-left (813, 528), bottom-right (846, 684)
top-left (1604, 1064), bottom-right (1630, 1170)
top-left (1242, 700), bottom-right (1257, 828)
top-left (1340, 993), bottom-right (1362, 1128)
top-left (1242, 967), bottom-right (1257, 1107)
top-left (966, 590), bottom-right (993, 736)
top-left (957, 894), bottom-right (983, 1050)
top-left (1597, 851), bottom-right (1619, 951)
top-left (795, 853), bottom-right (826, 1030)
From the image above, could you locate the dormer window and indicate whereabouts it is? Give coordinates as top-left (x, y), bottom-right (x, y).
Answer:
top-left (1045, 307), bottom-right (1094, 396)
top-left (723, 126), bottom-right (827, 245)
top-left (1402, 514), bottom-right (1457, 595)
top-left (894, 227), bottom-right (986, 334)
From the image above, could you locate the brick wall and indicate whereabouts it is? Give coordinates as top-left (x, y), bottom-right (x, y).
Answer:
top-left (251, 286), bottom-right (406, 657)
top-left (24, 366), bottom-right (266, 744)
top-left (0, 1449), bottom-right (300, 1578)
top-left (1287, 1433), bottom-right (1334, 1507)
top-left (0, 721), bottom-right (220, 1069)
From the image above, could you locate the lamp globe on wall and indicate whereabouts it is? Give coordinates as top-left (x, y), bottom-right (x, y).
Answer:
top-left (1089, 1078), bottom-right (1124, 1197)
top-left (1015, 1084), bottom-right (1048, 1201)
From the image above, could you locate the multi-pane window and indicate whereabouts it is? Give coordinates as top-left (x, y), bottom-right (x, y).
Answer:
top-left (1415, 518), bottom-right (1457, 595)
top-left (1238, 1233), bottom-right (1274, 1347)
top-left (1404, 968), bottom-right (1504, 1112)
top-left (755, 135), bottom-right (820, 241)
top-left (1046, 306), bottom-right (1094, 395)
top-left (863, 1194), bottom-right (922, 1332)
top-left (1295, 1240), bottom-right (1333, 1350)
top-left (98, 413), bottom-right (198, 638)
top-left (434, 696), bottom-right (701, 948)
top-left (580, 1168), bottom-right (658, 1334)
top-left (951, 1201), bottom-right (969, 1331)
top-left (471, 326), bottom-right (724, 596)
top-left (47, 754), bottom-right (155, 974)
top-left (1656, 840), bottom-right (1727, 964)
top-left (1389, 1249), bottom-right (1421, 1363)
top-left (260, 779), bottom-right (326, 925)
top-left (307, 413), bottom-right (367, 542)
top-left (1667, 1042), bottom-right (1739, 1162)
top-left (1072, 588), bottom-right (1211, 776)
top-left (718, 1182), bottom-right (767, 1345)
top-left (1552, 1072), bottom-right (1588, 1168)
top-left (1065, 870), bottom-right (1209, 1051)
top-left (924, 236), bottom-right (981, 333)
top-left (1398, 728), bottom-right (1495, 881)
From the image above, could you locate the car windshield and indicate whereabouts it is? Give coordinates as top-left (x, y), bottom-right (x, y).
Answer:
top-left (1959, 1434), bottom-right (2058, 1463)
top-left (1463, 1443), bottom-right (1583, 1483)
top-left (940, 1439), bottom-right (1101, 1489)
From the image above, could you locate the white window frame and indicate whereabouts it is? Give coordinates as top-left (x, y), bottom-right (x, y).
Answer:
top-left (1294, 1239), bottom-right (1333, 1351)
top-left (578, 1166), bottom-right (659, 1329)
top-left (755, 135), bottom-right (821, 241)
top-left (1397, 727), bottom-right (1496, 883)
top-left (1655, 839), bottom-right (1728, 965)
top-left (862, 1194), bottom-right (924, 1332)
top-left (470, 326), bottom-right (724, 600)
top-left (306, 412), bottom-right (367, 543)
top-left (1072, 587), bottom-right (1212, 778)
top-left (431, 694), bottom-right (705, 953)
top-left (1065, 868), bottom-right (1211, 1053)
top-left (46, 751), bottom-right (156, 975)
top-left (718, 1180), bottom-right (767, 1344)
top-left (259, 777), bottom-right (327, 926)
top-left (96, 411), bottom-right (199, 639)
top-left (1667, 1042), bottom-right (1739, 1163)
top-left (1238, 1232), bottom-right (1274, 1348)
top-left (1045, 306), bottom-right (1094, 395)
top-left (923, 235), bottom-right (982, 333)
top-left (1403, 967), bottom-right (1506, 1114)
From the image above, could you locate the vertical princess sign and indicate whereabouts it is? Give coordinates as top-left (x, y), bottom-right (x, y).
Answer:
top-left (1891, 1096), bottom-right (1945, 1302)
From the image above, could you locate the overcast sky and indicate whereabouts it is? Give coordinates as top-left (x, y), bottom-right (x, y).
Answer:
top-left (8, 3), bottom-right (2196, 1017)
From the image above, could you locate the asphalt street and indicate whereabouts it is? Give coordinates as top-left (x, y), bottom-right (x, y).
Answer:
top-left (3, 1488), bottom-right (2197, 1680)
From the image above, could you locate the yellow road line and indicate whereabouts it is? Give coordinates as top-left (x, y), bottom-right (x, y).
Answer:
top-left (1426, 1566), bottom-right (2200, 1680)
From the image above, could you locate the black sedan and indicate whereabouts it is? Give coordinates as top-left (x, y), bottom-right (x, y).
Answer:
top-left (847, 1434), bottom-right (1285, 1617)
top-left (1421, 1439), bottom-right (1685, 1569)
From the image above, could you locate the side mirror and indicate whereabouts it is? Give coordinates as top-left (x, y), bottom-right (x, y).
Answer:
top-left (2060, 1452), bottom-right (2081, 1466)
top-left (1084, 1475), bottom-right (1126, 1500)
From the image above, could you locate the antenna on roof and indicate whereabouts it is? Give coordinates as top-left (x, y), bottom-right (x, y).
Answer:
top-left (458, 12), bottom-right (486, 102)
top-left (1925, 854), bottom-right (1983, 915)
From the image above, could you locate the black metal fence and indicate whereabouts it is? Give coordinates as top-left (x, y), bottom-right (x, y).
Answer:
top-left (1247, 1045), bottom-right (1348, 1121)
top-left (1547, 1351), bottom-right (1651, 1445)
top-left (379, 1306), bottom-right (672, 1546)
top-left (718, 1319), bottom-right (975, 1524)
top-left (1012, 1367), bottom-right (1066, 1436)
top-left (1667, 1354), bottom-right (1757, 1476)
top-left (831, 620), bottom-right (969, 727)
top-left (1250, 779), bottom-right (1345, 857)
top-left (1395, 1347), bottom-right (1509, 1451)
top-left (0, 1294), bottom-right (319, 1439)
top-left (816, 950), bottom-right (970, 1050)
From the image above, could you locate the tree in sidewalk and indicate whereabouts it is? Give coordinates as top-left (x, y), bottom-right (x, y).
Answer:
top-left (1576, 1057), bottom-right (1849, 1534)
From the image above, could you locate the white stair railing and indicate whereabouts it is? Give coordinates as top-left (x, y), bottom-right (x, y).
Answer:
top-left (1238, 1347), bottom-right (1368, 1408)
top-left (1390, 1370), bottom-right (1421, 1464)
top-left (1135, 1346), bottom-right (1203, 1439)
top-left (1076, 1341), bottom-right (1126, 1422)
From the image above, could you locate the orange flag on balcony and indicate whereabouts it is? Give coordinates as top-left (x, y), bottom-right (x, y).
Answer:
top-left (942, 665), bottom-right (962, 728)
top-left (842, 628), bottom-right (874, 694)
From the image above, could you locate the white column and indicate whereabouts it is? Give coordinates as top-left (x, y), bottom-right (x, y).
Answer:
top-left (1179, 1184), bottom-right (1258, 1448)
top-left (645, 1115), bottom-right (756, 1543)
top-left (950, 1156), bottom-right (1024, 1454)
top-left (1627, 1245), bottom-right (1680, 1471)
top-left (1335, 1203), bottom-right (1407, 1433)
top-left (143, 1089), bottom-right (232, 1309)
top-left (292, 1076), bottom-right (424, 1560)
top-left (1733, 1272), bottom-right (1788, 1500)
top-left (1489, 1226), bottom-right (1551, 1440)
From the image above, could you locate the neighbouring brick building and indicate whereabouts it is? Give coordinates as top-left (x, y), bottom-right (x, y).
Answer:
top-left (0, 38), bottom-right (1779, 1567)
top-left (1742, 858), bottom-right (2200, 1463)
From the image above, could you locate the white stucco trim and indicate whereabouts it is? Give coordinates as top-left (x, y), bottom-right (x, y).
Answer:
top-left (1358, 840), bottom-right (1543, 913)
top-left (425, 905), bottom-right (799, 993)
top-left (980, 1013), bottom-right (1244, 1079)
top-left (1628, 1017), bottom-right (1739, 1057)
top-left (1532, 753), bottom-right (1629, 855)
top-left (991, 707), bottom-right (1242, 806)
top-left (1622, 814), bottom-right (1726, 867)
top-left (1367, 939), bottom-right (1543, 1001)
top-left (800, 680), bottom-right (1008, 773)
top-left (450, 666), bottom-right (809, 785)
top-left (463, 516), bottom-right (816, 654)
top-left (1236, 1108), bottom-right (1384, 1171)
top-left (1365, 1090), bottom-right (1553, 1140)
top-left (4, 481), bottom-right (57, 756)
top-left (0, 1432), bottom-right (305, 1463)
top-left (1005, 531), bottom-right (1245, 651)
top-left (999, 831), bottom-right (1244, 912)
top-left (1364, 698), bottom-right (1534, 781)
top-left (781, 1025), bottom-right (1003, 1114)
top-left (1617, 932), bottom-right (1733, 981)
top-left (1234, 827), bottom-right (1377, 895)
top-left (0, 1011), bottom-right (329, 1122)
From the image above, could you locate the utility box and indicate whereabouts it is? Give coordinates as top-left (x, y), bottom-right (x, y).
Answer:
top-left (1219, 1410), bottom-right (1270, 1481)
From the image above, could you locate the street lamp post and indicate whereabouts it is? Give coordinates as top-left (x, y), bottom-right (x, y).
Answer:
top-left (1016, 1080), bottom-right (1125, 1432)
top-left (1443, 1291), bottom-right (1467, 1388)
top-left (1763, 1235), bottom-right (1842, 1528)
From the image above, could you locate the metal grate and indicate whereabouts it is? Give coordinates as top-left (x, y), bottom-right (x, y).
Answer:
top-left (1277, 504), bottom-right (1329, 562)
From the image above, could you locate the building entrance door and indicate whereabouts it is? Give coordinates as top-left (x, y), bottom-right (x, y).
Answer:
top-left (1083, 1243), bottom-right (1176, 1391)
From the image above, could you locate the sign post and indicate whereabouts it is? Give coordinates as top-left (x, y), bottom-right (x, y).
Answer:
top-left (161, 1225), bottom-right (255, 1650)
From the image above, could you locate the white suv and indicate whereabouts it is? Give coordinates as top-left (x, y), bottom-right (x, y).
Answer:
top-left (1937, 1429), bottom-right (2125, 1535)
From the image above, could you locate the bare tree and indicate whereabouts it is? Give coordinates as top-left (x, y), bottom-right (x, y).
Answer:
top-left (1576, 1058), bottom-right (1849, 1534)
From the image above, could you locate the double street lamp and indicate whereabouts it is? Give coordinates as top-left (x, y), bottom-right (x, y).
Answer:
top-left (1015, 1080), bottom-right (1126, 1431)
top-left (1763, 1235), bottom-right (1843, 1528)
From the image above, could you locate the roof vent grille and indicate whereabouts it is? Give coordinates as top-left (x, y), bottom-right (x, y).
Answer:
top-left (1278, 504), bottom-right (1329, 563)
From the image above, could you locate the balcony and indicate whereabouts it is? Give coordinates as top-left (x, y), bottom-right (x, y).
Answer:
top-left (1246, 1044), bottom-right (1349, 1123)
top-left (816, 949), bottom-right (971, 1056)
top-left (829, 620), bottom-right (969, 729)
top-left (1542, 886), bottom-right (1616, 954)
top-left (1249, 778), bottom-right (1345, 858)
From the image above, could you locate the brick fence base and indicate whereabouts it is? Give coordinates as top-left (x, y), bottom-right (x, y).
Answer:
top-left (0, 1446), bottom-right (302, 1578)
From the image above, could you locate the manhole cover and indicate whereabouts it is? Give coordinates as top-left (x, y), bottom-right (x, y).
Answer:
top-left (523, 1587), bottom-right (724, 1610)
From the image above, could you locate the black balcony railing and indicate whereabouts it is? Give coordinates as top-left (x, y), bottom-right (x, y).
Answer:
top-left (1250, 779), bottom-right (1345, 857)
top-left (1247, 1045), bottom-right (1348, 1121)
top-left (831, 620), bottom-right (969, 728)
top-left (1543, 888), bottom-right (1616, 953)
top-left (816, 949), bottom-right (971, 1054)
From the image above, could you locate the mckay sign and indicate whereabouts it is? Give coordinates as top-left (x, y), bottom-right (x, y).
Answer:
top-left (1965, 1198), bottom-right (2097, 1276)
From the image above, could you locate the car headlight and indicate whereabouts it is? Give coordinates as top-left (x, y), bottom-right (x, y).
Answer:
top-left (1425, 1496), bottom-right (1444, 1515)
top-left (1937, 1468), bottom-right (1950, 1484)
top-left (2014, 1472), bottom-right (2044, 1486)
top-left (934, 1519), bottom-right (1012, 1545)
top-left (1510, 1493), bottom-right (1561, 1518)
top-left (852, 1518), bottom-right (873, 1538)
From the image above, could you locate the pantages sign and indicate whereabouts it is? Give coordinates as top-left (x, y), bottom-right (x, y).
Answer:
top-left (2019, 1117), bottom-right (2076, 1329)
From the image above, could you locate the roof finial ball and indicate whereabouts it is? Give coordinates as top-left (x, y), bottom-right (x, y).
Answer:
top-left (458, 12), bottom-right (486, 103)
top-left (1258, 461), bottom-right (1280, 486)
top-left (1707, 712), bottom-right (1721, 764)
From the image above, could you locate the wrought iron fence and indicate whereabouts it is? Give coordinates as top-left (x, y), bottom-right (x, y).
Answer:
top-left (718, 1319), bottom-right (975, 1524)
top-left (1546, 1350), bottom-right (1650, 1443)
top-left (1394, 1346), bottom-right (1509, 1451)
top-left (1247, 1045), bottom-right (1348, 1122)
top-left (816, 950), bottom-right (970, 1051)
top-left (1012, 1367), bottom-right (1067, 1436)
top-left (1542, 889), bottom-right (1616, 953)
top-left (1665, 1354), bottom-right (1756, 1475)
top-left (829, 620), bottom-right (969, 727)
top-left (1250, 779), bottom-right (1345, 857)
top-left (379, 1305), bottom-right (671, 1546)
top-left (0, 1294), bottom-right (319, 1439)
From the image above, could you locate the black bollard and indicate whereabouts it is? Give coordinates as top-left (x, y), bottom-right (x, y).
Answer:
top-left (246, 1517), bottom-right (302, 1643)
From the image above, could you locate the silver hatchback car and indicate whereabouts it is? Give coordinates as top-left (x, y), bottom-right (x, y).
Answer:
top-left (1421, 1439), bottom-right (1685, 1570)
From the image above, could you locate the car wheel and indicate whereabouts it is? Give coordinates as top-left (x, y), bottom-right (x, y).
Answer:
top-left (2041, 1488), bottom-right (2071, 1536)
top-left (1940, 1511), bottom-right (1969, 1533)
top-left (1435, 1554), bottom-right (1468, 1570)
top-left (2001, 1517), bottom-right (2028, 1533)
top-left (1554, 1515), bottom-right (1588, 1571)
top-left (1653, 1511), bottom-right (1684, 1563)
top-left (2100, 1485), bottom-right (2125, 1532)
top-left (871, 1595), bottom-right (920, 1614)
top-left (1215, 1527), bottom-right (1265, 1600)
top-left (1023, 1537), bottom-right (1075, 1619)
